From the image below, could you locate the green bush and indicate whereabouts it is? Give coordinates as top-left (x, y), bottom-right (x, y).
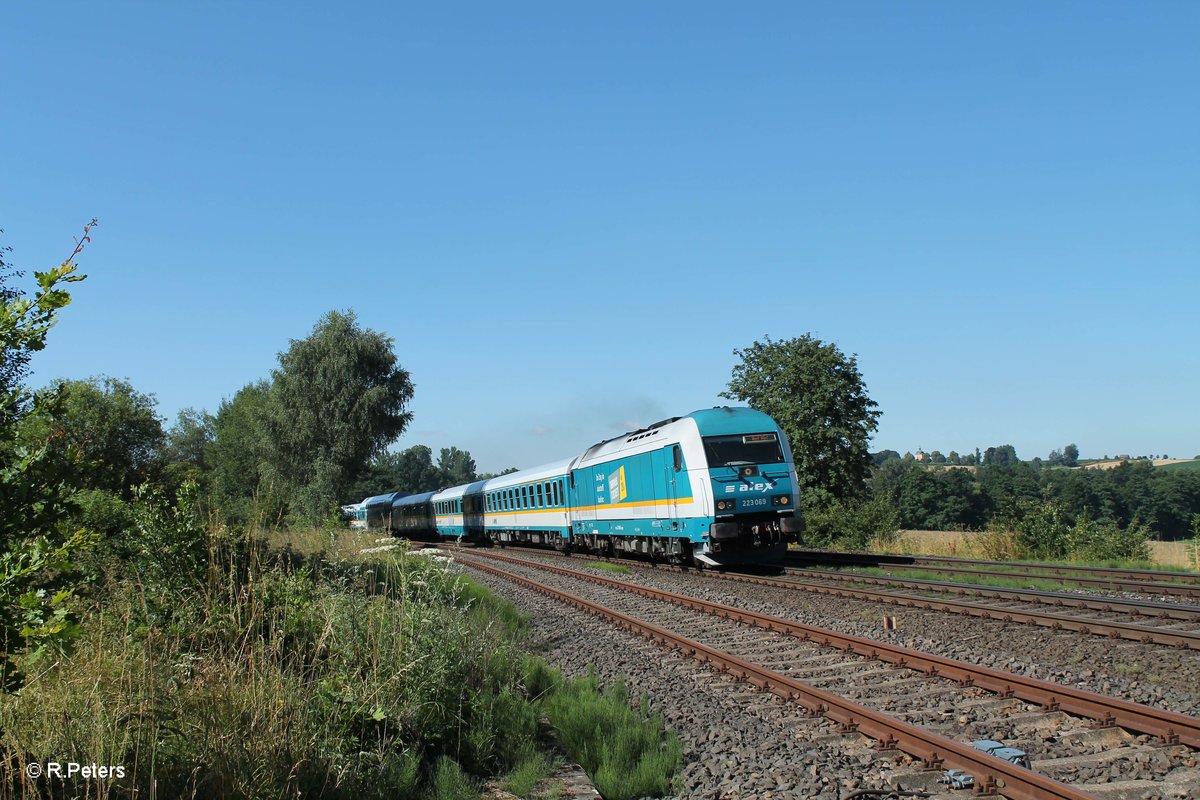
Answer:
top-left (1067, 511), bottom-right (1151, 562)
top-left (804, 495), bottom-right (900, 550)
top-left (1008, 501), bottom-right (1073, 559)
top-left (993, 502), bottom-right (1152, 562)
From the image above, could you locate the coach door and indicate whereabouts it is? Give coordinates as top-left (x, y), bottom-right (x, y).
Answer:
top-left (651, 445), bottom-right (679, 523)
top-left (569, 469), bottom-right (594, 535)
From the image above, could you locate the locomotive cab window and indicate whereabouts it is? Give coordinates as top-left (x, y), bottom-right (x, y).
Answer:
top-left (702, 433), bottom-right (784, 466)
top-left (672, 445), bottom-right (683, 472)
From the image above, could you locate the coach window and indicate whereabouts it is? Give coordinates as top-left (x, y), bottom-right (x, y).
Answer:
top-left (519, 486), bottom-right (526, 508)
top-left (536, 484), bottom-right (544, 508)
top-left (507, 490), bottom-right (513, 510)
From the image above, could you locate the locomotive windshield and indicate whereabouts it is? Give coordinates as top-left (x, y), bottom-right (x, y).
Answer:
top-left (702, 433), bottom-right (784, 466)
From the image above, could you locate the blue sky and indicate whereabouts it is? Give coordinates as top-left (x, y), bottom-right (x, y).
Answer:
top-left (4, 2), bottom-right (1198, 471)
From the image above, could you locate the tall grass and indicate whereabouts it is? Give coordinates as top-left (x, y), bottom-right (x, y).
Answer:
top-left (1, 487), bottom-right (683, 800)
top-left (528, 662), bottom-right (682, 800)
top-left (0, 522), bottom-right (537, 799)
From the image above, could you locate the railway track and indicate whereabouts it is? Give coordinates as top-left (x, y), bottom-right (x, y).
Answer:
top-left (456, 542), bottom-right (1200, 650)
top-left (756, 569), bottom-right (1200, 651)
top-left (786, 552), bottom-right (1200, 600)
top-left (773, 568), bottom-right (1200, 626)
top-left (454, 548), bottom-right (1200, 799)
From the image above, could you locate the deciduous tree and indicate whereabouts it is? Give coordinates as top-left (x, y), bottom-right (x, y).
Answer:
top-left (438, 446), bottom-right (477, 487)
top-left (24, 376), bottom-right (165, 495)
top-left (983, 444), bottom-right (1019, 467)
top-left (1063, 443), bottom-right (1079, 468)
top-left (722, 334), bottom-right (880, 506)
top-left (267, 311), bottom-right (414, 522)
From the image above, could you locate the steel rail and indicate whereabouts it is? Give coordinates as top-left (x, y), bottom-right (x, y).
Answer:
top-left (729, 569), bottom-right (1200, 650)
top-left (785, 552), bottom-right (1200, 598)
top-left (460, 554), bottom-right (1102, 800)
top-left (776, 567), bottom-right (1200, 623)
top-left (790, 550), bottom-right (1200, 584)
top-left (462, 549), bottom-right (1200, 749)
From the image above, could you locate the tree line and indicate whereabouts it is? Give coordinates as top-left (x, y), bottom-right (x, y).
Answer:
top-left (870, 457), bottom-right (1200, 539)
top-left (13, 314), bottom-right (512, 533)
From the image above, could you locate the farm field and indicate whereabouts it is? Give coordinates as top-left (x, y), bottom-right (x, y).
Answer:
top-left (1081, 458), bottom-right (1200, 471)
top-left (1157, 459), bottom-right (1200, 473)
top-left (876, 529), bottom-right (1200, 571)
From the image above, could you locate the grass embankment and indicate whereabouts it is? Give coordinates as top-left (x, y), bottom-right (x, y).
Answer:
top-left (586, 561), bottom-right (633, 575)
top-left (1, 522), bottom-right (681, 800)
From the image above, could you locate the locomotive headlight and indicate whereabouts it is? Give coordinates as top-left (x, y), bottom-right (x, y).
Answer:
top-left (773, 495), bottom-right (791, 506)
top-left (717, 500), bottom-right (733, 511)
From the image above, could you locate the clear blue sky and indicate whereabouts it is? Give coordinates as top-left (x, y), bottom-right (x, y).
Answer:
top-left (4, 2), bottom-right (1198, 471)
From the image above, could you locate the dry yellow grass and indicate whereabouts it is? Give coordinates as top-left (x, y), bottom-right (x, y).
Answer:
top-left (873, 529), bottom-right (1199, 569)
